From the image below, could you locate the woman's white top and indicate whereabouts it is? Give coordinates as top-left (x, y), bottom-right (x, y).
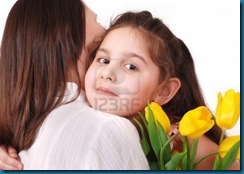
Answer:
top-left (19, 83), bottom-right (149, 170)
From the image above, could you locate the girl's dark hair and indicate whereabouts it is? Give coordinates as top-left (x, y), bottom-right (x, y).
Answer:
top-left (0, 0), bottom-right (86, 151)
top-left (88, 11), bottom-right (222, 144)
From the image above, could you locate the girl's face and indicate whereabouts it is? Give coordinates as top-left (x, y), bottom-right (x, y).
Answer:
top-left (85, 27), bottom-right (161, 117)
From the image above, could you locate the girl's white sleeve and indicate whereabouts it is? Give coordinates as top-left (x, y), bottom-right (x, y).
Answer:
top-left (84, 116), bottom-right (149, 170)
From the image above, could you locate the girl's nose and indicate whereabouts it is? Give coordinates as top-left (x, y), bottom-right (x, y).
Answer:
top-left (100, 66), bottom-right (116, 82)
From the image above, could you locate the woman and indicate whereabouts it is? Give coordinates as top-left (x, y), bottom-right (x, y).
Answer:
top-left (0, 0), bottom-right (149, 169)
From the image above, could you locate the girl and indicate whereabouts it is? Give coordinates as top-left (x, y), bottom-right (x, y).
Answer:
top-left (84, 11), bottom-right (240, 170)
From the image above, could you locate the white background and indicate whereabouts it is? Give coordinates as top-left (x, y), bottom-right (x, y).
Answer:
top-left (0, 0), bottom-right (240, 135)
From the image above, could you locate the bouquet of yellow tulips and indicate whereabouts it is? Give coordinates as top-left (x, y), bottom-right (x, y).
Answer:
top-left (134, 89), bottom-right (240, 170)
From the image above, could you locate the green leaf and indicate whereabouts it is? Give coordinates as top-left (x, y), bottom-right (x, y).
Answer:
top-left (147, 104), bottom-right (162, 160)
top-left (217, 140), bottom-right (240, 170)
top-left (213, 154), bottom-right (220, 170)
top-left (165, 151), bottom-right (187, 170)
top-left (158, 123), bottom-right (171, 164)
top-left (146, 149), bottom-right (158, 163)
top-left (138, 112), bottom-right (148, 128)
top-left (149, 161), bottom-right (160, 170)
top-left (133, 118), bottom-right (151, 156)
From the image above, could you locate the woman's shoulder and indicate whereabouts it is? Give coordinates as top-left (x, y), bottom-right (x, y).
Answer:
top-left (95, 111), bottom-right (139, 138)
top-left (53, 98), bottom-right (139, 138)
top-left (75, 100), bottom-right (137, 132)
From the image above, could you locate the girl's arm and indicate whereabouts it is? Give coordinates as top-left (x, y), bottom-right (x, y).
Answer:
top-left (0, 146), bottom-right (23, 170)
top-left (195, 135), bottom-right (240, 170)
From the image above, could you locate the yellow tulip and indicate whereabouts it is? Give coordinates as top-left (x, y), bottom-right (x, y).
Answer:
top-left (179, 106), bottom-right (214, 139)
top-left (218, 135), bottom-right (240, 160)
top-left (215, 89), bottom-right (240, 130)
top-left (145, 102), bottom-right (171, 134)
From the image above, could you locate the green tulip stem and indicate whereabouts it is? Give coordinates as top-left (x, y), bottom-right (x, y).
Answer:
top-left (194, 151), bottom-right (219, 169)
top-left (163, 132), bottom-right (180, 149)
top-left (219, 129), bottom-right (226, 145)
top-left (159, 132), bottom-right (180, 170)
top-left (213, 128), bottom-right (226, 170)
top-left (188, 138), bottom-right (199, 170)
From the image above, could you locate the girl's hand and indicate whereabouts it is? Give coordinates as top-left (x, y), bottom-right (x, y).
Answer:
top-left (0, 145), bottom-right (23, 170)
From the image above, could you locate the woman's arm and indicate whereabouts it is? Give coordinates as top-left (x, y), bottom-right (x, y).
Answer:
top-left (0, 146), bottom-right (23, 170)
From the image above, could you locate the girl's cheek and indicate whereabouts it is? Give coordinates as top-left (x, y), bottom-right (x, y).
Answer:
top-left (125, 78), bottom-right (140, 94)
top-left (85, 69), bottom-right (94, 87)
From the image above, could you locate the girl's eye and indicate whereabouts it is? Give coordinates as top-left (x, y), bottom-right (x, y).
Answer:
top-left (125, 64), bottom-right (138, 71)
top-left (98, 58), bottom-right (110, 64)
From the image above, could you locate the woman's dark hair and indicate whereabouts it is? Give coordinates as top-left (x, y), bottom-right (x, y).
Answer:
top-left (0, 0), bottom-right (86, 151)
top-left (88, 11), bottom-right (222, 144)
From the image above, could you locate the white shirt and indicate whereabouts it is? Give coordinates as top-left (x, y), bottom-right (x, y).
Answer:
top-left (19, 83), bottom-right (149, 170)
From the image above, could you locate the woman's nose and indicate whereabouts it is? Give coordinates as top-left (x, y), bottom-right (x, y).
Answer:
top-left (96, 16), bottom-right (106, 33)
top-left (98, 23), bottom-right (105, 33)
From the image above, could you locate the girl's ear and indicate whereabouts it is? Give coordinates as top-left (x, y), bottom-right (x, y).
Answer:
top-left (153, 78), bottom-right (181, 105)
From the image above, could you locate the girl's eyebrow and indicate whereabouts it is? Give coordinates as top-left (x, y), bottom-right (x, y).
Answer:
top-left (97, 48), bottom-right (108, 54)
top-left (97, 48), bottom-right (146, 64)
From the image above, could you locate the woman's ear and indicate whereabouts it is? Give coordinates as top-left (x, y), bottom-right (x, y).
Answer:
top-left (153, 78), bottom-right (181, 105)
